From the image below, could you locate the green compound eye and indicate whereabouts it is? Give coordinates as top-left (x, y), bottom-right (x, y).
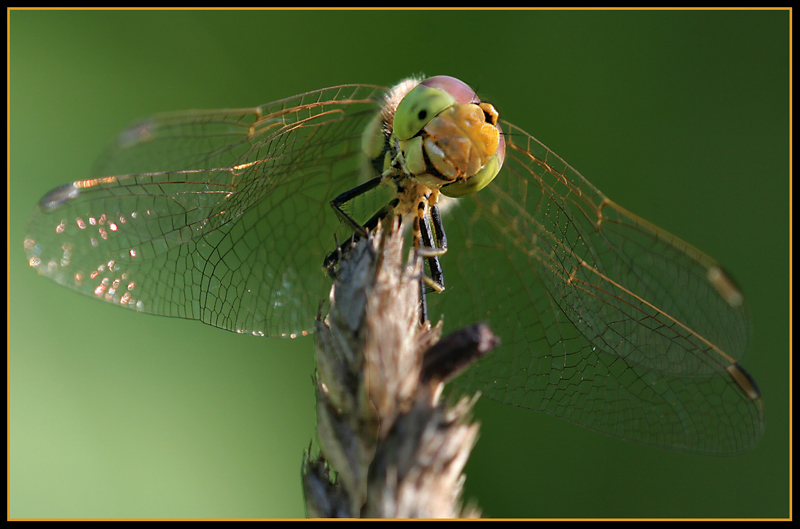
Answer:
top-left (440, 150), bottom-right (503, 198)
top-left (393, 84), bottom-right (456, 141)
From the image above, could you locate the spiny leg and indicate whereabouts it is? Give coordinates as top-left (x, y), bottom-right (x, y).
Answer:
top-left (324, 199), bottom-right (400, 275)
top-left (417, 203), bottom-right (448, 324)
top-left (329, 176), bottom-right (383, 237)
top-left (324, 177), bottom-right (400, 275)
top-left (430, 203), bottom-right (448, 253)
top-left (418, 210), bottom-right (445, 292)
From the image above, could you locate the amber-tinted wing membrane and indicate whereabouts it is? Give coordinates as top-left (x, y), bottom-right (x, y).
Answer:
top-left (24, 85), bottom-right (386, 338)
top-left (24, 79), bottom-right (764, 454)
top-left (438, 121), bottom-right (763, 454)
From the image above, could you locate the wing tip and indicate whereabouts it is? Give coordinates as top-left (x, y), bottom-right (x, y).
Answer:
top-left (726, 362), bottom-right (762, 401)
top-left (707, 266), bottom-right (744, 308)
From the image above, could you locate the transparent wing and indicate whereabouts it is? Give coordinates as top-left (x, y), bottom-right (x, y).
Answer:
top-left (436, 121), bottom-right (764, 454)
top-left (24, 83), bottom-right (764, 454)
top-left (24, 84), bottom-right (387, 337)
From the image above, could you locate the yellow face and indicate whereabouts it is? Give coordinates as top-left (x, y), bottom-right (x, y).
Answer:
top-left (390, 76), bottom-right (506, 198)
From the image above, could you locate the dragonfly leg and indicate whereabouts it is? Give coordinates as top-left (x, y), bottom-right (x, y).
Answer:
top-left (324, 176), bottom-right (399, 276)
top-left (416, 203), bottom-right (448, 324)
top-left (418, 207), bottom-right (446, 292)
top-left (329, 176), bottom-right (383, 237)
top-left (430, 203), bottom-right (448, 253)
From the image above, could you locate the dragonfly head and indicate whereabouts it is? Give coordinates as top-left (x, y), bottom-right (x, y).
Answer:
top-left (391, 75), bottom-right (506, 198)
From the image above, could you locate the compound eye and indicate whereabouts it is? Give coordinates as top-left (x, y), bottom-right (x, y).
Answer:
top-left (421, 75), bottom-right (480, 105)
top-left (393, 83), bottom-right (457, 141)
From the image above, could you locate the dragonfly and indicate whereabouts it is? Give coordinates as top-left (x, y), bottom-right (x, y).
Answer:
top-left (23, 75), bottom-right (764, 455)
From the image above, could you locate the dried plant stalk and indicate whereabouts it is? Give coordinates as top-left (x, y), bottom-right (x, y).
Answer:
top-left (302, 220), bottom-right (498, 519)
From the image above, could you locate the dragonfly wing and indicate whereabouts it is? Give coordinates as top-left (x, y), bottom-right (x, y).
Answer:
top-left (25, 84), bottom-right (387, 338)
top-left (435, 120), bottom-right (764, 454)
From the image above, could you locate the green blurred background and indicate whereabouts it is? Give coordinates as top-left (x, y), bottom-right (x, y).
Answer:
top-left (9, 9), bottom-right (789, 519)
